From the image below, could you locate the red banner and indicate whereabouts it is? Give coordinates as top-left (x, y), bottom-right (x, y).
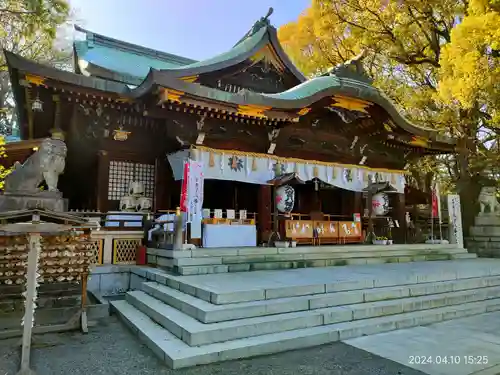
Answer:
top-left (179, 161), bottom-right (190, 212)
top-left (431, 188), bottom-right (438, 218)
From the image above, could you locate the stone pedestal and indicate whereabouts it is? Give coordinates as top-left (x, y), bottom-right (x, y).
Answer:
top-left (0, 192), bottom-right (68, 212)
top-left (467, 214), bottom-right (500, 257)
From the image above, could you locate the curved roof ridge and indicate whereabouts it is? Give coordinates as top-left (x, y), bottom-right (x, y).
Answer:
top-left (260, 75), bottom-right (449, 140)
top-left (155, 19), bottom-right (306, 82)
top-left (158, 26), bottom-right (269, 74)
top-left (135, 72), bottom-right (453, 144)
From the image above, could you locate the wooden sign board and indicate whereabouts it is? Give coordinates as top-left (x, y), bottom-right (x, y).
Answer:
top-left (285, 220), bottom-right (313, 239)
top-left (314, 221), bottom-right (339, 239)
top-left (338, 221), bottom-right (361, 238)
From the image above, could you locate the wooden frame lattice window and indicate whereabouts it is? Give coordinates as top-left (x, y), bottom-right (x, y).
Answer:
top-left (113, 239), bottom-right (141, 264)
top-left (108, 161), bottom-right (155, 201)
top-left (89, 239), bottom-right (103, 265)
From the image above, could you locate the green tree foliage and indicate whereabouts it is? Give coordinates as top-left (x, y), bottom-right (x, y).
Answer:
top-left (279, 0), bottom-right (500, 231)
top-left (0, 0), bottom-right (70, 135)
top-left (0, 135), bottom-right (10, 189)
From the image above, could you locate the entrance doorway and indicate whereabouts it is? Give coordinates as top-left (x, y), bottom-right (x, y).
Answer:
top-left (203, 180), bottom-right (259, 214)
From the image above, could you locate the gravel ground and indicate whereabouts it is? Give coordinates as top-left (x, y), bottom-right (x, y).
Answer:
top-left (0, 316), bottom-right (425, 375)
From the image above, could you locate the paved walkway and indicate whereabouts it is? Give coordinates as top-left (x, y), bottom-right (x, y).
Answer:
top-left (346, 311), bottom-right (500, 375)
top-left (0, 316), bottom-right (424, 375)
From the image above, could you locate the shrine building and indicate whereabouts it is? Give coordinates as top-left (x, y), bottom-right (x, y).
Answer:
top-left (3, 12), bottom-right (456, 249)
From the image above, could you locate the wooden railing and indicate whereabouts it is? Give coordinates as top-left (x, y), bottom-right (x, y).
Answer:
top-left (289, 213), bottom-right (355, 221)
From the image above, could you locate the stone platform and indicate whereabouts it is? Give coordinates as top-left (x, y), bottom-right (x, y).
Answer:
top-left (112, 258), bottom-right (500, 369)
top-left (147, 244), bottom-right (475, 275)
top-left (0, 192), bottom-right (68, 212)
top-left (467, 215), bottom-right (500, 257)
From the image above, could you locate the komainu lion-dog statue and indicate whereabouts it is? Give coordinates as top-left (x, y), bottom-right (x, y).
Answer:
top-left (4, 134), bottom-right (67, 195)
top-left (478, 186), bottom-right (499, 215)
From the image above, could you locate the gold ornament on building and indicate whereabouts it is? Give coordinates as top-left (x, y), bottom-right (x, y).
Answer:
top-left (113, 126), bottom-right (131, 141)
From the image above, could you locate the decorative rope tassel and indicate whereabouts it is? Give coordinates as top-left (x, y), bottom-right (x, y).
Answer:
top-left (332, 167), bottom-right (337, 179)
top-left (209, 152), bottom-right (215, 167)
top-left (252, 157), bottom-right (257, 171)
top-left (313, 165), bottom-right (319, 178)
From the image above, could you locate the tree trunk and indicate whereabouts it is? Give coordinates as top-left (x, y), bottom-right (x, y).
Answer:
top-left (455, 133), bottom-right (481, 238)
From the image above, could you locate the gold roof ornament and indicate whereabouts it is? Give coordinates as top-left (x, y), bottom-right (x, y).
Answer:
top-left (113, 126), bottom-right (131, 141)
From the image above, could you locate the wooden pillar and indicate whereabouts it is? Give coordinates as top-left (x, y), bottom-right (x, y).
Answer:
top-left (366, 191), bottom-right (374, 242)
top-left (257, 185), bottom-right (272, 243)
top-left (354, 192), bottom-right (363, 215)
top-left (19, 233), bottom-right (41, 374)
top-left (312, 187), bottom-right (321, 212)
top-left (234, 184), bottom-right (239, 211)
top-left (393, 193), bottom-right (407, 243)
top-left (96, 150), bottom-right (110, 213)
top-left (154, 157), bottom-right (169, 211)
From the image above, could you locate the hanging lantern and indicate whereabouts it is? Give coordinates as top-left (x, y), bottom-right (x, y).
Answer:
top-left (31, 95), bottom-right (43, 112)
top-left (276, 185), bottom-right (295, 214)
top-left (372, 193), bottom-right (390, 216)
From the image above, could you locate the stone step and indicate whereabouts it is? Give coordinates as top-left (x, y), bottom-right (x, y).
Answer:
top-left (141, 275), bottom-right (500, 323)
top-left (125, 284), bottom-right (500, 346)
top-left (141, 262), bottom-right (497, 305)
top-left (111, 297), bottom-right (500, 369)
top-left (149, 244), bottom-right (466, 259)
top-left (147, 245), bottom-right (471, 275)
top-left (127, 290), bottom-right (325, 346)
top-left (175, 253), bottom-right (476, 275)
top-left (450, 253), bottom-right (477, 259)
top-left (173, 249), bottom-right (468, 266)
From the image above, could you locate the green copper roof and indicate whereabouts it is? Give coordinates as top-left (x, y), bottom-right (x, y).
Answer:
top-left (5, 49), bottom-right (456, 148)
top-left (262, 75), bottom-right (343, 100)
top-left (73, 18), bottom-right (306, 85)
top-left (73, 25), bottom-right (197, 84)
top-left (157, 24), bottom-right (305, 83)
top-left (162, 27), bottom-right (267, 72)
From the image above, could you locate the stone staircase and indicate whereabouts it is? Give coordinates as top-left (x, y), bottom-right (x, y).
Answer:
top-left (111, 259), bottom-right (500, 369)
top-left (467, 214), bottom-right (500, 257)
top-left (147, 244), bottom-right (475, 275)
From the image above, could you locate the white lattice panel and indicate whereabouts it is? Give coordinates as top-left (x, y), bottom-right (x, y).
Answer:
top-left (108, 161), bottom-right (155, 201)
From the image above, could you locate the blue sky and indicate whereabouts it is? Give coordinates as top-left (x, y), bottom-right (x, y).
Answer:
top-left (69, 0), bottom-right (309, 61)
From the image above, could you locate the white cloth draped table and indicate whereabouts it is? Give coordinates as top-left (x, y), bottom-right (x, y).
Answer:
top-left (203, 224), bottom-right (257, 248)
